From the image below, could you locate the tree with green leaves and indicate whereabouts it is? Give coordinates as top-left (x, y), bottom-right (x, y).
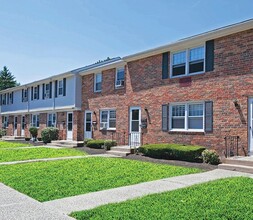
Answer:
top-left (0, 66), bottom-right (20, 90)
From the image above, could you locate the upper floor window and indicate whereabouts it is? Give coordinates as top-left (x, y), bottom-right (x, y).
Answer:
top-left (94, 73), bottom-right (102, 92)
top-left (34, 86), bottom-right (38, 99)
top-left (22, 89), bottom-right (28, 102)
top-left (100, 109), bottom-right (116, 130)
top-left (2, 94), bottom-right (6, 105)
top-left (58, 80), bottom-right (63, 96)
top-left (9, 93), bottom-right (13, 104)
top-left (45, 83), bottom-right (50, 99)
top-left (31, 114), bottom-right (40, 128)
top-left (115, 67), bottom-right (125, 88)
top-left (170, 102), bottom-right (204, 131)
top-left (47, 113), bottom-right (56, 127)
top-left (171, 46), bottom-right (205, 77)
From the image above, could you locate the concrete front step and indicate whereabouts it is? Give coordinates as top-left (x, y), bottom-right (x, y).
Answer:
top-left (218, 164), bottom-right (253, 174)
top-left (2, 136), bottom-right (25, 140)
top-left (110, 146), bottom-right (131, 152)
top-left (223, 157), bottom-right (253, 167)
top-left (106, 150), bottom-right (131, 157)
top-left (51, 141), bottom-right (83, 148)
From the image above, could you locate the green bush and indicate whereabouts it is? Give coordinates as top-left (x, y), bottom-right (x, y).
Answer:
top-left (41, 127), bottom-right (59, 144)
top-left (104, 140), bottom-right (117, 150)
top-left (86, 140), bottom-right (106, 149)
top-left (0, 129), bottom-right (7, 137)
top-left (29, 127), bottom-right (38, 139)
top-left (139, 143), bottom-right (205, 162)
top-left (202, 149), bottom-right (220, 165)
top-left (49, 127), bottom-right (59, 140)
top-left (84, 138), bottom-right (93, 145)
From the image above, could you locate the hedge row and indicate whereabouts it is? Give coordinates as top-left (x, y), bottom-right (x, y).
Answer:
top-left (139, 144), bottom-right (205, 162)
top-left (85, 139), bottom-right (117, 150)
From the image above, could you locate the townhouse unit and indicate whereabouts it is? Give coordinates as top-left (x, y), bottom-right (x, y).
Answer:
top-left (0, 19), bottom-right (252, 156)
top-left (0, 71), bottom-right (83, 140)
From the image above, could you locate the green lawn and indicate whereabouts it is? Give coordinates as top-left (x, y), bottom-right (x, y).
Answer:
top-left (0, 157), bottom-right (201, 202)
top-left (71, 177), bottom-right (253, 220)
top-left (0, 141), bottom-right (30, 149)
top-left (0, 147), bottom-right (86, 162)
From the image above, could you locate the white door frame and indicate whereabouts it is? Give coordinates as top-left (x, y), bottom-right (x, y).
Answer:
top-left (84, 111), bottom-right (93, 139)
top-left (67, 112), bottom-right (73, 140)
top-left (21, 115), bottom-right (25, 136)
top-left (248, 98), bottom-right (253, 155)
top-left (14, 116), bottom-right (18, 136)
top-left (129, 106), bottom-right (141, 147)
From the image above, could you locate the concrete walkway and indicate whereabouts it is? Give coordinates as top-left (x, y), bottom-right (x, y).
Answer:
top-left (0, 145), bottom-right (64, 150)
top-left (44, 169), bottom-right (253, 214)
top-left (0, 183), bottom-right (73, 220)
top-left (0, 154), bottom-right (120, 165)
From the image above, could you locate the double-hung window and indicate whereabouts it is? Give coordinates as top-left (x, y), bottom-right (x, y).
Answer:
top-left (172, 46), bottom-right (205, 77)
top-left (170, 103), bottom-right (204, 131)
top-left (34, 87), bottom-right (38, 99)
top-left (23, 89), bottom-right (28, 102)
top-left (45, 83), bottom-right (50, 99)
top-left (115, 67), bottom-right (125, 88)
top-left (47, 113), bottom-right (56, 127)
top-left (2, 116), bottom-right (9, 128)
top-left (58, 80), bottom-right (63, 96)
top-left (31, 114), bottom-right (40, 128)
top-left (94, 73), bottom-right (102, 92)
top-left (100, 109), bottom-right (116, 130)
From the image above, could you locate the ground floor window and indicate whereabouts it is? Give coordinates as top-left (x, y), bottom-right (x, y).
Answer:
top-left (2, 116), bottom-right (9, 129)
top-left (47, 113), bottom-right (56, 127)
top-left (170, 102), bottom-right (204, 131)
top-left (31, 114), bottom-right (40, 128)
top-left (100, 109), bottom-right (116, 130)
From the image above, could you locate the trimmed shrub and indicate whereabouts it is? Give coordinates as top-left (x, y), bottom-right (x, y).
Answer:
top-left (0, 129), bottom-right (6, 137)
top-left (86, 140), bottom-right (106, 149)
top-left (104, 140), bottom-right (117, 150)
top-left (49, 127), bottom-right (59, 140)
top-left (41, 127), bottom-right (59, 144)
top-left (139, 143), bottom-right (206, 162)
top-left (202, 149), bottom-right (220, 165)
top-left (29, 127), bottom-right (38, 139)
top-left (84, 138), bottom-right (93, 145)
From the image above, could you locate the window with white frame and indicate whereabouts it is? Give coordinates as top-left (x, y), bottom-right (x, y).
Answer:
top-left (94, 73), bottom-right (102, 92)
top-left (172, 46), bottom-right (205, 77)
top-left (31, 114), bottom-right (40, 128)
top-left (100, 110), bottom-right (116, 130)
top-left (170, 103), bottom-right (204, 131)
top-left (2, 116), bottom-right (9, 129)
top-left (47, 113), bottom-right (56, 127)
top-left (45, 83), bottom-right (50, 98)
top-left (58, 80), bottom-right (63, 95)
top-left (34, 87), bottom-right (38, 99)
top-left (115, 67), bottom-right (125, 87)
top-left (23, 89), bottom-right (28, 102)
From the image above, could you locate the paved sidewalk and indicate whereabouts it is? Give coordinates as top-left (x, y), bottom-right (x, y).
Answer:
top-left (1, 145), bottom-right (63, 150)
top-left (0, 183), bottom-right (73, 220)
top-left (44, 169), bottom-right (253, 214)
top-left (0, 154), bottom-right (119, 165)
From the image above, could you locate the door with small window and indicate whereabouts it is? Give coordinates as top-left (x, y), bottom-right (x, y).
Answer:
top-left (67, 112), bottom-right (73, 140)
top-left (129, 107), bottom-right (141, 147)
top-left (21, 116), bottom-right (25, 136)
top-left (84, 111), bottom-right (92, 139)
top-left (14, 116), bottom-right (18, 136)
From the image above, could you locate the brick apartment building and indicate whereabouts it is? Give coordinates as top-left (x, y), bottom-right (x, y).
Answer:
top-left (0, 19), bottom-right (253, 155)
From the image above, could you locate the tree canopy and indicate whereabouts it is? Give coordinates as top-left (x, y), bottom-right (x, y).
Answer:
top-left (0, 66), bottom-right (20, 91)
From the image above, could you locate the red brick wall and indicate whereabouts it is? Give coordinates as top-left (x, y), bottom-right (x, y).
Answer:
top-left (57, 112), bottom-right (67, 140)
top-left (82, 29), bottom-right (253, 155)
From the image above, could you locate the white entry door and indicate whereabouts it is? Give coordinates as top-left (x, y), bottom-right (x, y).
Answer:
top-left (129, 107), bottom-right (141, 147)
top-left (21, 116), bottom-right (25, 136)
top-left (249, 98), bottom-right (253, 155)
top-left (14, 116), bottom-right (18, 136)
top-left (67, 112), bottom-right (73, 140)
top-left (84, 111), bottom-right (92, 139)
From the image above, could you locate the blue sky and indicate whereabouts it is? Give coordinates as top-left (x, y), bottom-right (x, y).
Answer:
top-left (0, 0), bottom-right (252, 84)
